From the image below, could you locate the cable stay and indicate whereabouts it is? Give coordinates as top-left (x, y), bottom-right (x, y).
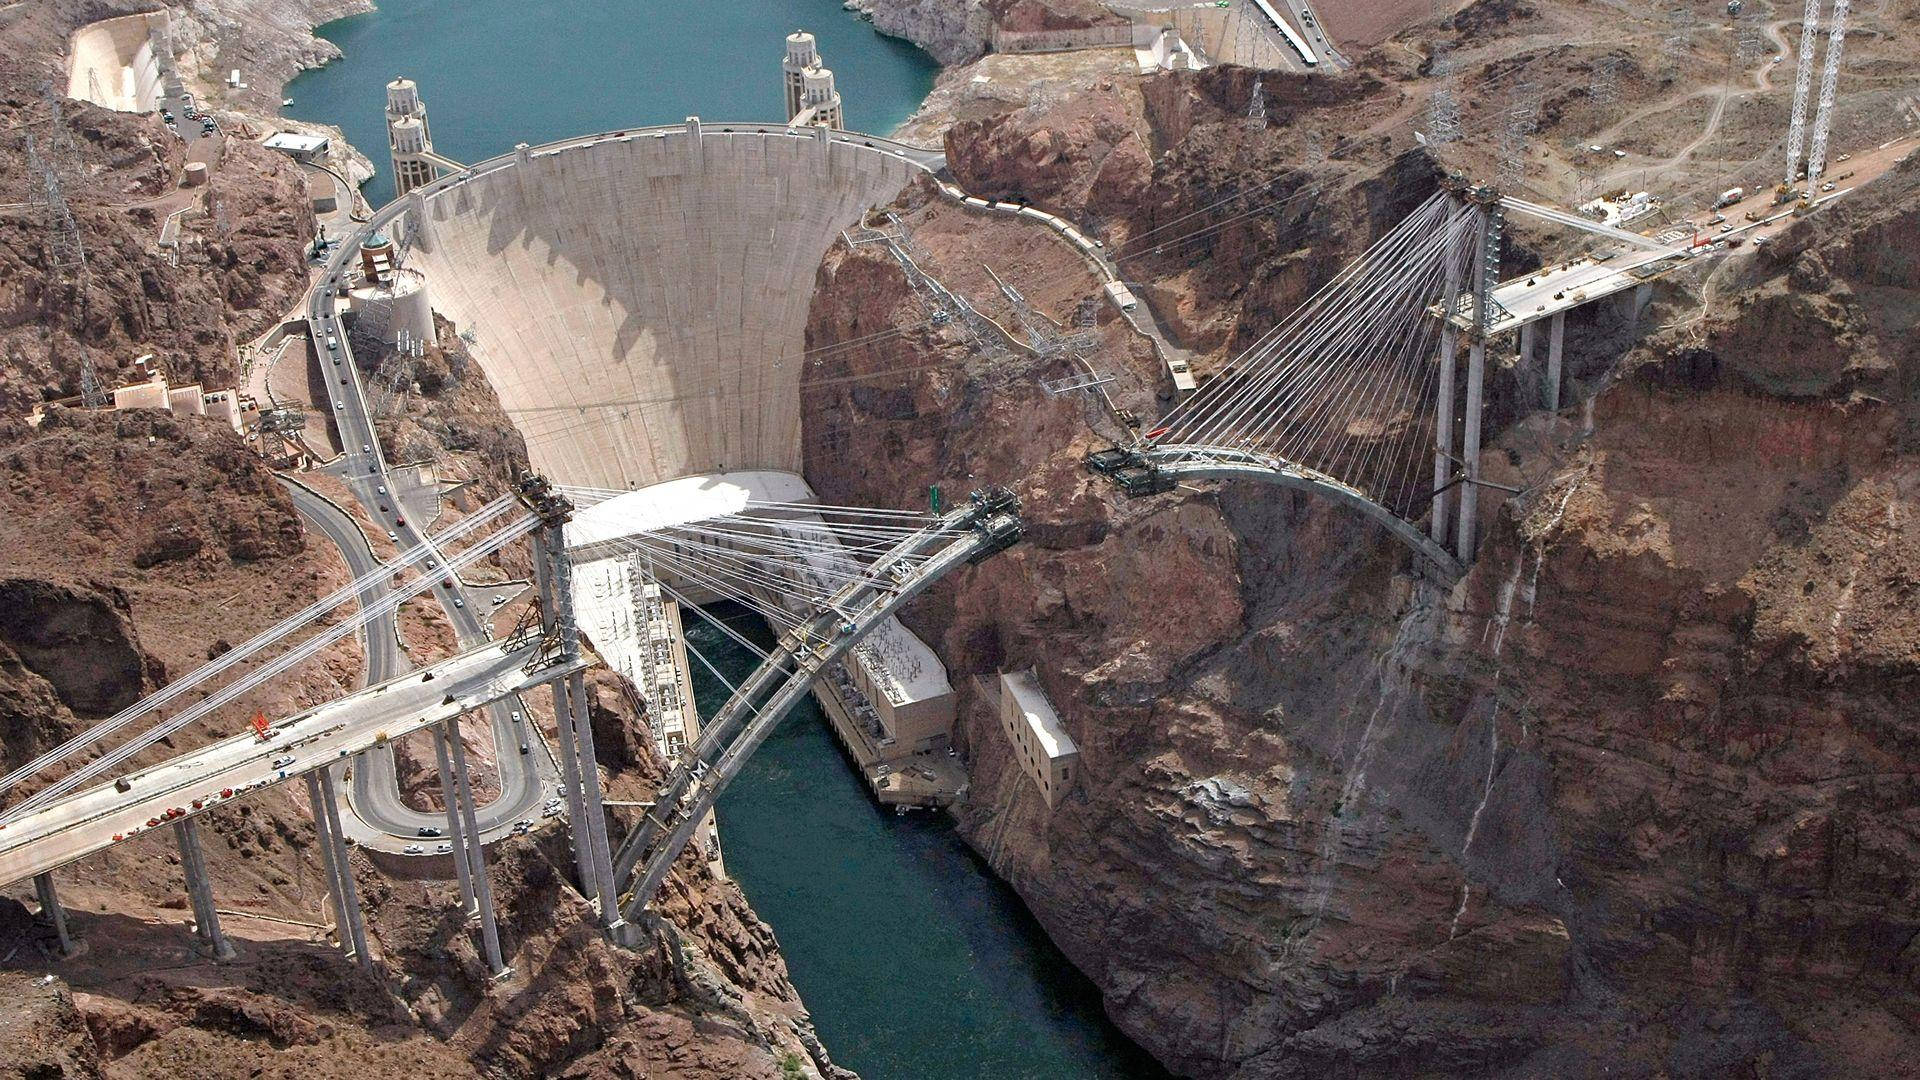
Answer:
top-left (0, 508), bottom-right (542, 821)
top-left (0, 494), bottom-right (523, 802)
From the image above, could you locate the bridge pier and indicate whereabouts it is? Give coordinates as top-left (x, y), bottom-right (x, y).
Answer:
top-left (1545, 311), bottom-right (1565, 411)
top-left (1453, 189), bottom-right (1504, 563)
top-left (33, 871), bottom-right (81, 958)
top-left (557, 672), bottom-right (622, 932)
top-left (1430, 201), bottom-right (1468, 545)
top-left (527, 479), bottom-right (625, 940)
top-left (306, 770), bottom-right (372, 968)
top-left (430, 726), bottom-right (480, 918)
top-left (173, 817), bottom-right (236, 962)
top-left (1518, 319), bottom-right (1538, 368)
top-left (535, 530), bottom-right (597, 897)
top-left (443, 717), bottom-right (508, 977)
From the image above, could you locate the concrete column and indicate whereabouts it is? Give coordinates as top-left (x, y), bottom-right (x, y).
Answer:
top-left (174, 817), bottom-right (235, 962)
top-left (406, 188), bottom-right (432, 254)
top-left (431, 726), bottom-right (480, 917)
top-left (1545, 311), bottom-right (1566, 411)
top-left (1430, 324), bottom-right (1459, 543)
top-left (305, 772), bottom-right (353, 958)
top-left (568, 670), bottom-right (624, 932)
top-left (535, 530), bottom-right (595, 893)
top-left (1455, 339), bottom-right (1488, 562)
top-left (313, 770), bottom-right (372, 967)
top-left (531, 529), bottom-right (559, 635)
top-left (550, 677), bottom-right (598, 896)
top-left (445, 718), bottom-right (508, 977)
top-left (1455, 198), bottom-right (1501, 563)
top-left (1518, 320), bottom-right (1537, 369)
top-left (33, 872), bottom-right (79, 958)
top-left (1631, 281), bottom-right (1653, 326)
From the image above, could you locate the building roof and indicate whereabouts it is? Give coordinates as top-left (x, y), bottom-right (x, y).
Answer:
top-left (853, 617), bottom-right (952, 706)
top-left (263, 132), bottom-right (329, 154)
top-left (564, 470), bottom-right (815, 551)
top-left (1002, 671), bottom-right (1076, 759)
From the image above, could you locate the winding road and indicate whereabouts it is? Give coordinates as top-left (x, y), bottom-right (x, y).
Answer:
top-left (280, 447), bottom-right (556, 853)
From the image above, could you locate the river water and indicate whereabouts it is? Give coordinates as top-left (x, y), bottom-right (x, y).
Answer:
top-left (286, 4), bottom-right (1168, 1076)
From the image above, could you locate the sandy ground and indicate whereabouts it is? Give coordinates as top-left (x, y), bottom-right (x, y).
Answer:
top-left (1320, 0), bottom-right (1434, 48)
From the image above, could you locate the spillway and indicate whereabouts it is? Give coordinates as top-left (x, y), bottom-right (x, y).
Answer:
top-left (398, 124), bottom-right (930, 491)
top-left (66, 13), bottom-right (166, 113)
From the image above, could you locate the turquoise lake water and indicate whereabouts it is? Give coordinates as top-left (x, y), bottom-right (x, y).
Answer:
top-left (285, 0), bottom-right (938, 206)
top-left (285, 4), bottom-right (1170, 1075)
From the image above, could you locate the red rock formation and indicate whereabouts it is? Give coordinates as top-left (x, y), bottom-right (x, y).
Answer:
top-left (805, 64), bottom-right (1920, 1078)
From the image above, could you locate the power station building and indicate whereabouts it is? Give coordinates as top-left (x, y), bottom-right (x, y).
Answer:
top-left (999, 671), bottom-right (1079, 808)
top-left (782, 31), bottom-right (844, 130)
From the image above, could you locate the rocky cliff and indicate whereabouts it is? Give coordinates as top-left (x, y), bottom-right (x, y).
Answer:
top-left (856, 0), bottom-right (1120, 66)
top-left (0, 1), bottom-right (320, 416)
top-left (803, 56), bottom-right (1920, 1078)
top-left (0, 409), bottom-right (850, 1079)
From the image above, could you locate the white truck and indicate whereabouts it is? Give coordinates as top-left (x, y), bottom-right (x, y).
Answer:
top-left (1714, 187), bottom-right (1745, 209)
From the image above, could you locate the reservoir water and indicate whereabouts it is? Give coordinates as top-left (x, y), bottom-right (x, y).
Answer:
top-left (286, 0), bottom-right (938, 206)
top-left (286, 5), bottom-right (1169, 1076)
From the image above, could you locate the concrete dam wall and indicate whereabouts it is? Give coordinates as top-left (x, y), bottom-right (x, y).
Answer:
top-left (405, 128), bottom-right (928, 491)
top-left (67, 13), bottom-right (165, 113)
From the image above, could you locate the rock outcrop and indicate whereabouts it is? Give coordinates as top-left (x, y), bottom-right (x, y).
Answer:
top-left (805, 57), bottom-right (1920, 1078)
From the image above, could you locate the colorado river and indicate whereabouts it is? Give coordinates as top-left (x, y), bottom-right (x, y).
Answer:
top-left (690, 606), bottom-right (1171, 1080)
top-left (286, 3), bottom-right (1167, 1075)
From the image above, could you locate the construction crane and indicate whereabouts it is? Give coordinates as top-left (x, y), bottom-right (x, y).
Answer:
top-left (1804, 0), bottom-right (1851, 193)
top-left (1781, 0), bottom-right (1824, 194)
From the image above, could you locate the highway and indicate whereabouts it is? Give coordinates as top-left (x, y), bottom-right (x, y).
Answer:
top-left (1478, 248), bottom-right (1679, 328)
top-left (0, 638), bottom-right (590, 888)
top-left (279, 473), bottom-right (556, 852)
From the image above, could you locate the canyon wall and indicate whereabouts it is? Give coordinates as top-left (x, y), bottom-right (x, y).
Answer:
top-left (804, 60), bottom-right (1920, 1077)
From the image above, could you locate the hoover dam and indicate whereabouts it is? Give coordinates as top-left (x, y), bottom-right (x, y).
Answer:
top-left (397, 123), bottom-right (934, 491)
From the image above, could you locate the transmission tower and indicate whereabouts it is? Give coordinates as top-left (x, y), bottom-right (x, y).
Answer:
top-left (39, 82), bottom-right (80, 165)
top-left (79, 356), bottom-right (106, 409)
top-left (1736, 14), bottom-right (1766, 65)
top-left (1589, 54), bottom-right (1622, 109)
top-left (24, 135), bottom-right (87, 276)
top-left (1247, 78), bottom-right (1268, 130)
top-left (1664, 5), bottom-right (1696, 52)
top-left (1497, 86), bottom-right (1539, 190)
top-left (1427, 41), bottom-right (1462, 144)
top-left (1783, 0), bottom-right (1825, 186)
top-left (1804, 0), bottom-right (1851, 190)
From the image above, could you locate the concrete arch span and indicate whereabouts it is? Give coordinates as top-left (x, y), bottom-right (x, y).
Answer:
top-left (1146, 445), bottom-right (1464, 579)
top-left (393, 124), bottom-right (935, 492)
